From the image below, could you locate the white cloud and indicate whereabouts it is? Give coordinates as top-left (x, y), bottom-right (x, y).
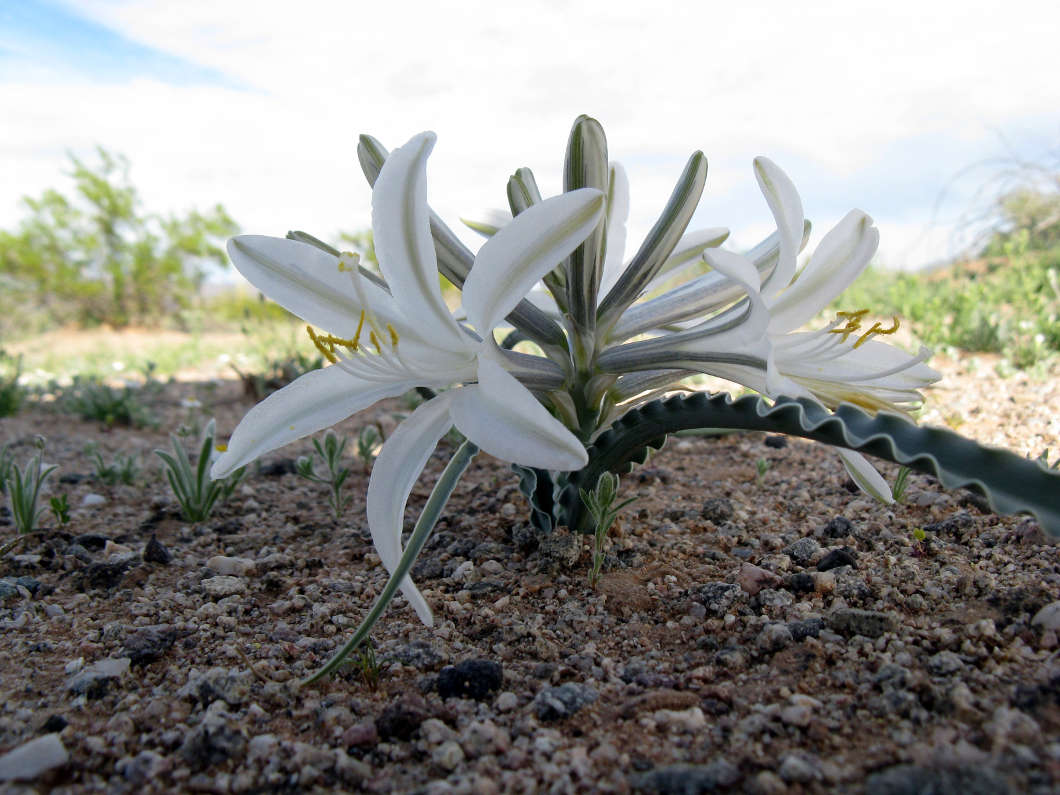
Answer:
top-left (2, 0), bottom-right (1058, 274)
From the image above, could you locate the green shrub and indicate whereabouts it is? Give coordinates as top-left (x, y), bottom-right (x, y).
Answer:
top-left (57, 375), bottom-right (156, 428)
top-left (0, 350), bottom-right (25, 417)
top-left (835, 249), bottom-right (1060, 367)
top-left (0, 148), bottom-right (237, 336)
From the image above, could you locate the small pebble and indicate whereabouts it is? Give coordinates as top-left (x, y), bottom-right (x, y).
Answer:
top-left (432, 740), bottom-right (464, 771)
top-left (0, 734), bottom-right (69, 782)
top-left (1031, 600), bottom-right (1060, 632)
top-left (206, 556), bottom-right (256, 577)
top-left (202, 576), bottom-right (247, 598)
top-left (143, 536), bottom-right (172, 565)
top-left (495, 692), bottom-right (519, 712)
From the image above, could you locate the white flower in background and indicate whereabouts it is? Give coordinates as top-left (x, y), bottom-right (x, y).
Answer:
top-left (715, 160), bottom-right (941, 497)
top-left (211, 132), bottom-right (605, 624)
top-left (745, 157), bottom-right (940, 500)
top-left (594, 157), bottom-right (940, 501)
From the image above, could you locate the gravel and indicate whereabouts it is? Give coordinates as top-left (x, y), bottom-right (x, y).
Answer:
top-left (0, 355), bottom-right (1058, 792)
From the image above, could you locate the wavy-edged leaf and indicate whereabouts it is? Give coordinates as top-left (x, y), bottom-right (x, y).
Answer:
top-left (512, 464), bottom-right (556, 533)
top-left (553, 392), bottom-right (1060, 535)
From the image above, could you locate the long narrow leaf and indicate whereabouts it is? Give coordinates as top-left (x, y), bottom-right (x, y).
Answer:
top-left (563, 115), bottom-right (609, 338)
top-left (596, 152), bottom-right (708, 334)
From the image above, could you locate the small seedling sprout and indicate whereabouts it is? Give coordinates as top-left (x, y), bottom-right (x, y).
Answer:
top-left (579, 472), bottom-right (638, 589)
top-left (352, 637), bottom-right (383, 690)
top-left (155, 419), bottom-right (245, 522)
top-left (86, 443), bottom-right (140, 486)
top-left (295, 429), bottom-right (353, 519)
top-left (6, 436), bottom-right (56, 536)
top-left (355, 424), bottom-right (381, 472)
top-left (49, 494), bottom-right (71, 528)
top-left (891, 465), bottom-right (912, 503)
top-left (755, 457), bottom-right (771, 486)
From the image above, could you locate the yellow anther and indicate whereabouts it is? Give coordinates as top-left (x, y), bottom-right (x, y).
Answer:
top-left (836, 308), bottom-right (869, 320)
top-left (853, 316), bottom-right (900, 349)
top-left (337, 251), bottom-right (360, 272)
top-left (215, 443), bottom-right (228, 452)
top-left (306, 325), bottom-right (366, 362)
top-left (829, 320), bottom-right (861, 343)
top-left (353, 310), bottom-right (366, 349)
top-left (387, 323), bottom-right (399, 347)
top-left (829, 308), bottom-right (870, 343)
top-left (307, 326), bottom-right (339, 364)
top-left (369, 330), bottom-right (381, 352)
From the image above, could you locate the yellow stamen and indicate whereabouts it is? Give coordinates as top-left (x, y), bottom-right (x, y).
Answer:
top-left (836, 308), bottom-right (870, 321)
top-left (828, 308), bottom-right (870, 343)
top-left (853, 316), bottom-right (900, 349)
top-left (369, 330), bottom-right (381, 352)
top-left (353, 310), bottom-right (366, 349)
top-left (306, 325), bottom-right (368, 362)
top-left (829, 320), bottom-right (861, 343)
top-left (337, 251), bottom-right (360, 272)
top-left (307, 326), bottom-right (338, 364)
top-left (387, 323), bottom-right (399, 347)
top-left (215, 443), bottom-right (228, 452)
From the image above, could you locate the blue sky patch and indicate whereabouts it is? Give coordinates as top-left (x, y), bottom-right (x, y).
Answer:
top-left (0, 0), bottom-right (236, 87)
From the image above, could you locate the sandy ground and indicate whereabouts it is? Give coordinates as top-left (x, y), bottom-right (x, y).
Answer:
top-left (0, 352), bottom-right (1058, 793)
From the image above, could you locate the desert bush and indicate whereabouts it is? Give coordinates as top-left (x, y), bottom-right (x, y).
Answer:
top-left (0, 148), bottom-right (237, 336)
top-left (0, 350), bottom-right (26, 417)
top-left (57, 375), bottom-right (157, 428)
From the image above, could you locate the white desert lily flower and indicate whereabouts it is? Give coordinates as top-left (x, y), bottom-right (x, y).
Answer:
top-left (211, 131), bottom-right (605, 624)
top-left (724, 158), bottom-right (941, 499)
top-left (598, 158), bottom-right (939, 501)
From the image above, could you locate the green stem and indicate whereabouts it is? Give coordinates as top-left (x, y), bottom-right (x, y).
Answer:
top-left (301, 440), bottom-right (479, 685)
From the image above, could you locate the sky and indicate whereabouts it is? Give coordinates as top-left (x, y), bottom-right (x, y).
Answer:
top-left (2, 0), bottom-right (1059, 281)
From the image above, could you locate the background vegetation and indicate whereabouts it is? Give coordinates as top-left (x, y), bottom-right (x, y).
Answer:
top-left (836, 170), bottom-right (1060, 370)
top-left (0, 148), bottom-right (237, 336)
top-left (1, 146), bottom-right (1057, 385)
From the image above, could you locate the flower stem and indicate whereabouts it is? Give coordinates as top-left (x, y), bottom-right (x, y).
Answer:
top-left (301, 440), bottom-right (479, 685)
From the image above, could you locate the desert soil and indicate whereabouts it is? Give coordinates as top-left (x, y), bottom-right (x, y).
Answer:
top-left (1, 352), bottom-right (1058, 794)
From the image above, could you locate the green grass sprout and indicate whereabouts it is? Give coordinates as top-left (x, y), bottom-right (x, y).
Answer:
top-left (295, 429), bottom-right (353, 519)
top-left (579, 472), bottom-right (638, 589)
top-left (155, 419), bottom-right (245, 522)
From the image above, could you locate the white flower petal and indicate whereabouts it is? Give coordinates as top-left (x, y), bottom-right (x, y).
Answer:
top-left (210, 365), bottom-right (416, 478)
top-left (754, 157), bottom-right (804, 301)
top-left (769, 211), bottom-right (879, 333)
top-left (689, 248), bottom-right (771, 343)
top-left (372, 131), bottom-right (468, 352)
top-left (599, 162), bottom-right (630, 299)
top-left (227, 236), bottom-right (403, 338)
top-left (448, 358), bottom-right (587, 471)
top-left (366, 394), bottom-right (455, 626)
top-left (463, 188), bottom-right (605, 334)
top-left (837, 448), bottom-right (894, 504)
